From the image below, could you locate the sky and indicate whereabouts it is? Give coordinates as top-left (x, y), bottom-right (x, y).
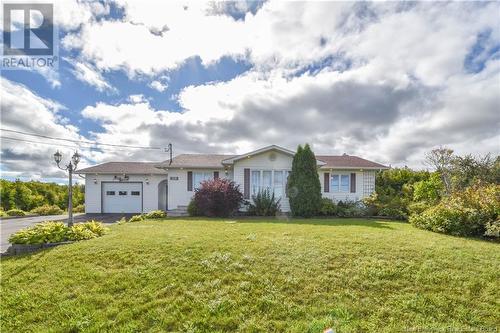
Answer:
top-left (1, 0), bottom-right (499, 183)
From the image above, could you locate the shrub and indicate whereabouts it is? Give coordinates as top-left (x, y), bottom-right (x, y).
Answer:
top-left (410, 184), bottom-right (499, 238)
top-left (287, 144), bottom-right (322, 217)
top-left (128, 215), bottom-right (144, 223)
top-left (484, 220), bottom-right (500, 238)
top-left (9, 221), bottom-right (109, 244)
top-left (248, 189), bottom-right (281, 216)
top-left (30, 205), bottom-right (64, 216)
top-left (68, 221), bottom-right (108, 241)
top-left (6, 209), bottom-right (26, 216)
top-left (73, 204), bottom-right (85, 213)
top-left (187, 199), bottom-right (200, 217)
top-left (9, 222), bottom-right (68, 244)
top-left (193, 178), bottom-right (243, 217)
top-left (336, 200), bottom-right (368, 217)
top-left (0, 209), bottom-right (7, 217)
top-left (319, 198), bottom-right (337, 216)
top-left (145, 210), bottom-right (166, 219)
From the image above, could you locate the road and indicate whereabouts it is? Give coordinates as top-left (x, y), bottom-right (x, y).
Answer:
top-left (1, 213), bottom-right (133, 253)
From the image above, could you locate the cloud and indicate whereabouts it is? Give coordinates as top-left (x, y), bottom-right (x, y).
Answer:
top-left (70, 61), bottom-right (116, 92)
top-left (149, 80), bottom-right (168, 92)
top-left (0, 78), bottom-right (83, 179)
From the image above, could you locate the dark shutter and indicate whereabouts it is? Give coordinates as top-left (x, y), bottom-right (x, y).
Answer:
top-left (244, 168), bottom-right (250, 199)
top-left (214, 171), bottom-right (219, 179)
top-left (187, 171), bottom-right (193, 191)
top-left (350, 173), bottom-right (356, 193)
top-left (324, 172), bottom-right (330, 192)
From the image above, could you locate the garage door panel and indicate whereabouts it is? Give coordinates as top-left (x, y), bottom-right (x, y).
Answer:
top-left (102, 183), bottom-right (142, 213)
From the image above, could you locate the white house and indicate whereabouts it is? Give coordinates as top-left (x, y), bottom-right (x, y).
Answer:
top-left (77, 145), bottom-right (388, 214)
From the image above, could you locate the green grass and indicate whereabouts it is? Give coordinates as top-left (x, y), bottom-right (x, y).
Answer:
top-left (1, 218), bottom-right (499, 332)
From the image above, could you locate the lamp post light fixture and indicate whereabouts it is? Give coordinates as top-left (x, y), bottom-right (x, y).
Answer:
top-left (54, 150), bottom-right (81, 227)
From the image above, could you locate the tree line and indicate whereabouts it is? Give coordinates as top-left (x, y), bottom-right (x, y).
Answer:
top-left (0, 179), bottom-right (84, 212)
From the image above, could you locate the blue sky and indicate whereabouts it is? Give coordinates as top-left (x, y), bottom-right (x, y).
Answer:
top-left (1, 1), bottom-right (499, 182)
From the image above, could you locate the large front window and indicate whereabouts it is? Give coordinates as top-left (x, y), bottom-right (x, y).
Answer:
top-left (193, 172), bottom-right (212, 189)
top-left (331, 174), bottom-right (350, 192)
top-left (251, 170), bottom-right (289, 198)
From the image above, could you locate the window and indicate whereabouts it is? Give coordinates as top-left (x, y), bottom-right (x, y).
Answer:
top-left (250, 170), bottom-right (289, 198)
top-left (193, 172), bottom-right (212, 190)
top-left (331, 174), bottom-right (350, 192)
top-left (251, 170), bottom-right (260, 196)
top-left (106, 191), bottom-right (115, 196)
top-left (131, 191), bottom-right (140, 196)
top-left (119, 191), bottom-right (127, 196)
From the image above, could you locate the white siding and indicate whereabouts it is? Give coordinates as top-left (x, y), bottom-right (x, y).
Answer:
top-left (167, 168), bottom-right (225, 209)
top-left (84, 174), bottom-right (167, 213)
top-left (233, 150), bottom-right (293, 212)
top-left (319, 170), bottom-right (372, 202)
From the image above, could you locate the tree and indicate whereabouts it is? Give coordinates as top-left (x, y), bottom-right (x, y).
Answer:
top-left (287, 144), bottom-right (322, 217)
top-left (425, 147), bottom-right (454, 194)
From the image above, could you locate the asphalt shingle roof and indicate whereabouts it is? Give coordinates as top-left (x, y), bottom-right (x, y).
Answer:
top-left (316, 155), bottom-right (388, 169)
top-left (160, 154), bottom-right (235, 168)
top-left (77, 162), bottom-right (166, 174)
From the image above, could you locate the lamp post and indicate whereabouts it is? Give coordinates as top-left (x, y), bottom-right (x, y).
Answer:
top-left (54, 150), bottom-right (81, 227)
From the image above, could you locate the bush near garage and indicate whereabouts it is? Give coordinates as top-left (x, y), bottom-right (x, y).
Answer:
top-left (128, 215), bottom-right (145, 223)
top-left (9, 221), bottom-right (109, 245)
top-left (145, 210), bottom-right (167, 219)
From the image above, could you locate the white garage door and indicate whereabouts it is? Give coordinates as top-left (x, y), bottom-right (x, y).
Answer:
top-left (102, 182), bottom-right (142, 213)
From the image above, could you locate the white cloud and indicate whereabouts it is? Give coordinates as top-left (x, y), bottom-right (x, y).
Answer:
top-left (70, 61), bottom-right (116, 92)
top-left (149, 80), bottom-right (168, 92)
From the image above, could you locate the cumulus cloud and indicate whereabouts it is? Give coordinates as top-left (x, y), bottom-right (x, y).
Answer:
top-left (149, 80), bottom-right (168, 92)
top-left (70, 61), bottom-right (116, 92)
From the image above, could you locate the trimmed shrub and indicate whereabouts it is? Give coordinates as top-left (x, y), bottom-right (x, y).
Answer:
top-left (410, 184), bottom-right (499, 238)
top-left (73, 204), bottom-right (85, 213)
top-left (145, 210), bottom-right (167, 219)
top-left (319, 198), bottom-right (337, 216)
top-left (129, 215), bottom-right (144, 223)
top-left (187, 199), bottom-right (200, 217)
top-left (287, 144), bottom-right (322, 217)
top-left (30, 205), bottom-right (64, 216)
top-left (193, 178), bottom-right (243, 217)
top-left (9, 220), bottom-right (109, 244)
top-left (6, 209), bottom-right (26, 216)
top-left (9, 222), bottom-right (68, 244)
top-left (248, 189), bottom-right (281, 216)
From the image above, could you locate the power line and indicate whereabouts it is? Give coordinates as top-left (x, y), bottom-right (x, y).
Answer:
top-left (0, 128), bottom-right (162, 150)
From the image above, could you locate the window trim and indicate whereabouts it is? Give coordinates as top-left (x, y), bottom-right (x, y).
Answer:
top-left (250, 169), bottom-right (290, 198)
top-left (330, 173), bottom-right (351, 193)
top-left (193, 171), bottom-right (213, 190)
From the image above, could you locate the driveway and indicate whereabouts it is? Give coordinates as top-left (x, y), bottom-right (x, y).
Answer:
top-left (1, 213), bottom-right (133, 253)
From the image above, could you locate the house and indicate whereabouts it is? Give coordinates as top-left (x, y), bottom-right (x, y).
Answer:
top-left (77, 145), bottom-right (389, 214)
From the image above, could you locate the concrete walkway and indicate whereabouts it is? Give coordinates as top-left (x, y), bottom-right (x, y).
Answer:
top-left (1, 213), bottom-right (132, 253)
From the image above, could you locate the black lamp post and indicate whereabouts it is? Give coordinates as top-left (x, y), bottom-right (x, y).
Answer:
top-left (54, 150), bottom-right (81, 227)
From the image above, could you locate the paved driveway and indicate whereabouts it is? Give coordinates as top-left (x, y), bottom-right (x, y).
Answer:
top-left (1, 213), bottom-right (133, 253)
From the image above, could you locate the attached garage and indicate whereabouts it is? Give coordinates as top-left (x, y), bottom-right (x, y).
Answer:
top-left (102, 182), bottom-right (143, 213)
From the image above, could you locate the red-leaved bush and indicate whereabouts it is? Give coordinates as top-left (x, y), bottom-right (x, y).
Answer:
top-left (192, 178), bottom-right (243, 217)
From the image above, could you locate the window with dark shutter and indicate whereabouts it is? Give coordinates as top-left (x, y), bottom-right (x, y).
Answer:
top-left (350, 173), bottom-right (356, 193)
top-left (324, 172), bottom-right (330, 192)
top-left (244, 168), bottom-right (250, 199)
top-left (187, 171), bottom-right (193, 191)
top-left (214, 171), bottom-right (219, 179)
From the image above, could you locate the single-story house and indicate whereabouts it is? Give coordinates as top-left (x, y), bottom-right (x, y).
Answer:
top-left (77, 145), bottom-right (389, 214)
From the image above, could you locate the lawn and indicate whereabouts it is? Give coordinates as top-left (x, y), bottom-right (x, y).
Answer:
top-left (1, 218), bottom-right (499, 332)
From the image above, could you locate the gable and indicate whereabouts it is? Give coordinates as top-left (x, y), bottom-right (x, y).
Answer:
top-left (232, 149), bottom-right (293, 169)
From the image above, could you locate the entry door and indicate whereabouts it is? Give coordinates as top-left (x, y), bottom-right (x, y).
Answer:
top-left (102, 182), bottom-right (142, 213)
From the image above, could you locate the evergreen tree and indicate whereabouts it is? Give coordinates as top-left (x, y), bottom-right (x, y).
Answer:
top-left (287, 144), bottom-right (322, 217)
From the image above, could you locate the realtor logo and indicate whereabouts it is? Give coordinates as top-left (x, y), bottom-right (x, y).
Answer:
top-left (2, 3), bottom-right (58, 69)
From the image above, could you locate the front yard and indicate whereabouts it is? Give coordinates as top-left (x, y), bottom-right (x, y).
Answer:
top-left (1, 218), bottom-right (499, 332)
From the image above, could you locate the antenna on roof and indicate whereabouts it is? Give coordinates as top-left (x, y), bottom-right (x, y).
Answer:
top-left (164, 143), bottom-right (173, 165)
